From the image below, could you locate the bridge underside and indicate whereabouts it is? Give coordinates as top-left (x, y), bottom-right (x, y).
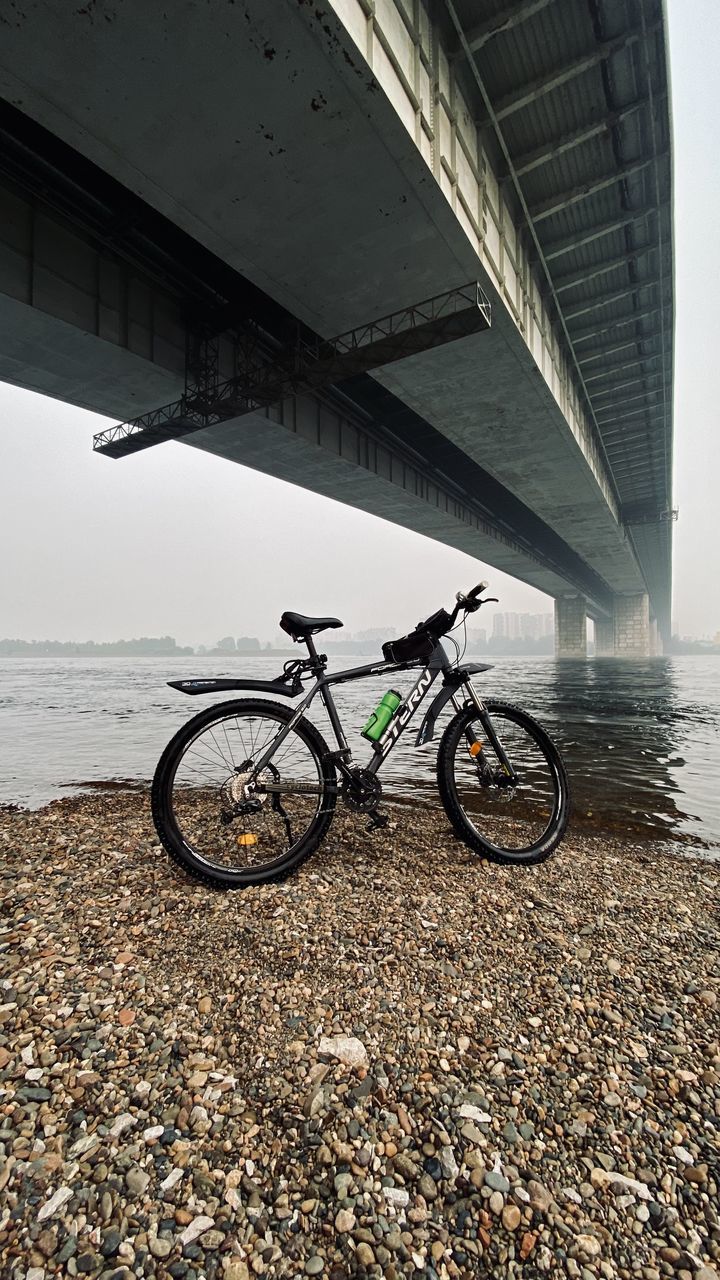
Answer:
top-left (0, 0), bottom-right (673, 650)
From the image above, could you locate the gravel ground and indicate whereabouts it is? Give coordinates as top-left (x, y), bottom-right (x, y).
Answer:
top-left (0, 792), bottom-right (718, 1280)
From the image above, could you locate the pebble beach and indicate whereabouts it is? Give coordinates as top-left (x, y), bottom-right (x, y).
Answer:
top-left (0, 792), bottom-right (718, 1280)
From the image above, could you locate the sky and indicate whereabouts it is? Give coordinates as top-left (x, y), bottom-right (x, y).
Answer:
top-left (0, 0), bottom-right (717, 646)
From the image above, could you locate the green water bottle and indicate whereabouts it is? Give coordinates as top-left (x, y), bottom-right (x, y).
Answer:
top-left (362, 689), bottom-right (402, 742)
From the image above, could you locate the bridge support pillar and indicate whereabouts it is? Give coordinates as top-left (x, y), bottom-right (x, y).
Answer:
top-left (649, 616), bottom-right (662, 656)
top-left (554, 595), bottom-right (587, 658)
top-left (613, 592), bottom-right (651, 657)
top-left (595, 619), bottom-right (615, 657)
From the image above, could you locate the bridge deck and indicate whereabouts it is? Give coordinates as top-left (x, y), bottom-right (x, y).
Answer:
top-left (0, 0), bottom-right (673, 636)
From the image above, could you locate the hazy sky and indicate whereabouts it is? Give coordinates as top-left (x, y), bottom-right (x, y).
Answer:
top-left (0, 0), bottom-right (716, 645)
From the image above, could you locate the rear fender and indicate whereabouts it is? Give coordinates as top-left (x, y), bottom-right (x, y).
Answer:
top-left (414, 663), bottom-right (493, 746)
top-left (167, 677), bottom-right (300, 697)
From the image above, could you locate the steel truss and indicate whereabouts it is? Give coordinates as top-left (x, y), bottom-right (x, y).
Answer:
top-left (94, 282), bottom-right (491, 459)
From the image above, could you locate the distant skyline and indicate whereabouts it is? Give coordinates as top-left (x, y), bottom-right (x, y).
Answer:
top-left (0, 608), bottom-right (557, 651)
top-left (0, 0), bottom-right (717, 642)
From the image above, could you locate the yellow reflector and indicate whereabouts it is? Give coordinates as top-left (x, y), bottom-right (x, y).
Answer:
top-left (236, 833), bottom-right (258, 847)
top-left (469, 741), bottom-right (483, 757)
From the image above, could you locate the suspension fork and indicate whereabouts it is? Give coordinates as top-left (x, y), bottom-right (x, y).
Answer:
top-left (462, 682), bottom-right (517, 782)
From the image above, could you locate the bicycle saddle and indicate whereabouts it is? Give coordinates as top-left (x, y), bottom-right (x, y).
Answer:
top-left (280, 611), bottom-right (343, 638)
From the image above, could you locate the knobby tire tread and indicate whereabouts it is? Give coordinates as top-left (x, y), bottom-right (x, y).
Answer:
top-left (437, 698), bottom-right (570, 865)
top-left (151, 699), bottom-right (336, 889)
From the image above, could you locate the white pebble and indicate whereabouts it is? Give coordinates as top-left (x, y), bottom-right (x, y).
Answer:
top-left (109, 1113), bottom-right (136, 1139)
top-left (37, 1186), bottom-right (73, 1223)
top-left (317, 1035), bottom-right (368, 1069)
top-left (383, 1187), bottom-right (409, 1207)
top-left (457, 1104), bottom-right (491, 1124)
top-left (179, 1215), bottom-right (215, 1246)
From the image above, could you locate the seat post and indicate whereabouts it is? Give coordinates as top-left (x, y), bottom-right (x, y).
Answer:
top-left (304, 633), bottom-right (324, 672)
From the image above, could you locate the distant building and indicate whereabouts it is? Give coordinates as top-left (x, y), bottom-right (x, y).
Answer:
top-left (466, 628), bottom-right (487, 651)
top-left (491, 612), bottom-right (553, 640)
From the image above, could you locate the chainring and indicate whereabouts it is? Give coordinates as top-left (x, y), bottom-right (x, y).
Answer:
top-left (341, 767), bottom-right (383, 812)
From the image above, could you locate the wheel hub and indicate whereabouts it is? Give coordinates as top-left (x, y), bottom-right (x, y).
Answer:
top-left (225, 768), bottom-right (270, 810)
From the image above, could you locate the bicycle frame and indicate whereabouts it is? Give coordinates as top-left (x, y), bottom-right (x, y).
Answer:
top-left (247, 636), bottom-right (515, 783)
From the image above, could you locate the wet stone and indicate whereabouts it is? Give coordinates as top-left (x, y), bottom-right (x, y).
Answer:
top-left (485, 1171), bottom-right (510, 1194)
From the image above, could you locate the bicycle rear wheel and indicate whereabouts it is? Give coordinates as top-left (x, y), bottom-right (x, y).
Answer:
top-left (437, 699), bottom-right (569, 865)
top-left (151, 699), bottom-right (336, 888)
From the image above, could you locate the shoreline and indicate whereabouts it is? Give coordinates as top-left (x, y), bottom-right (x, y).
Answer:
top-left (2, 781), bottom-right (717, 863)
top-left (1, 793), bottom-right (719, 1278)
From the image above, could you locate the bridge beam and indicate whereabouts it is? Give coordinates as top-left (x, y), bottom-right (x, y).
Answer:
top-left (513, 97), bottom-right (659, 176)
top-left (457, 0), bottom-right (557, 56)
top-left (481, 28), bottom-right (647, 124)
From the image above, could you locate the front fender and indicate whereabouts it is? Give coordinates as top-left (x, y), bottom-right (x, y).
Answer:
top-left (414, 663), bottom-right (493, 746)
top-left (415, 685), bottom-right (458, 747)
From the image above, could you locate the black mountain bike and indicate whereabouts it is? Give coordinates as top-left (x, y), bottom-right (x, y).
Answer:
top-left (152, 584), bottom-right (570, 889)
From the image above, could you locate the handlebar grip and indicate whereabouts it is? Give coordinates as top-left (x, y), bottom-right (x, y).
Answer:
top-left (468, 581), bottom-right (488, 599)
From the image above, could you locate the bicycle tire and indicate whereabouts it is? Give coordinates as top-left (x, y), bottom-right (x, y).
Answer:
top-left (437, 699), bottom-right (570, 865)
top-left (151, 698), bottom-right (336, 889)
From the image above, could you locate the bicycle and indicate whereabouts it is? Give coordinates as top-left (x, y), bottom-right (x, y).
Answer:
top-left (151, 583), bottom-right (570, 888)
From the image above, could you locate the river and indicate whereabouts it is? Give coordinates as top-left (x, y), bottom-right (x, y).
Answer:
top-left (1, 653), bottom-right (719, 857)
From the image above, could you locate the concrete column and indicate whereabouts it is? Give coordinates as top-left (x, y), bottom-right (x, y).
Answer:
top-left (595, 619), bottom-right (614, 657)
top-left (649, 616), bottom-right (662, 656)
top-left (555, 595), bottom-right (587, 658)
top-left (613, 592), bottom-right (651, 657)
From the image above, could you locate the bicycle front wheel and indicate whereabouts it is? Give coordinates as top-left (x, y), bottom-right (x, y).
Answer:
top-left (437, 699), bottom-right (569, 865)
top-left (151, 699), bottom-right (336, 888)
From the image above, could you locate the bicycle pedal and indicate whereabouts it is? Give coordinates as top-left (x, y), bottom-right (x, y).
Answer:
top-left (365, 810), bottom-right (389, 833)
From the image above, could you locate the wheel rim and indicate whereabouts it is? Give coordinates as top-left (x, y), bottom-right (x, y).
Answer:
top-left (167, 709), bottom-right (325, 874)
top-left (451, 710), bottom-right (561, 855)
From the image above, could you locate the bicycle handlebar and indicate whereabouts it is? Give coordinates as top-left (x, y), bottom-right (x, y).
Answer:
top-left (444, 583), bottom-right (498, 632)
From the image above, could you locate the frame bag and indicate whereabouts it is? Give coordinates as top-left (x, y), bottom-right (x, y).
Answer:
top-left (382, 629), bottom-right (435, 664)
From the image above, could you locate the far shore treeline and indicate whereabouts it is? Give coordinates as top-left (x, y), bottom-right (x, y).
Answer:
top-left (1, 634), bottom-right (718, 657)
top-left (0, 633), bottom-right (555, 657)
top-left (0, 636), bottom-right (195, 657)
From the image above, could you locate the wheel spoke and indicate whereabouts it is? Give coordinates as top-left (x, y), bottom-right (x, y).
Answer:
top-left (446, 704), bottom-right (566, 859)
top-left (164, 706), bottom-right (329, 876)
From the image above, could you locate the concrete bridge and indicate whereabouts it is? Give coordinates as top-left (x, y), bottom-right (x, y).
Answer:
top-left (0, 0), bottom-right (674, 656)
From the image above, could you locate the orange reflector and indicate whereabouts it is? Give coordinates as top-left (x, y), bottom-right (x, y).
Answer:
top-left (236, 833), bottom-right (258, 847)
top-left (469, 741), bottom-right (483, 757)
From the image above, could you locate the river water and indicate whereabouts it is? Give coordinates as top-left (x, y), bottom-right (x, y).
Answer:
top-left (1, 654), bottom-right (719, 857)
